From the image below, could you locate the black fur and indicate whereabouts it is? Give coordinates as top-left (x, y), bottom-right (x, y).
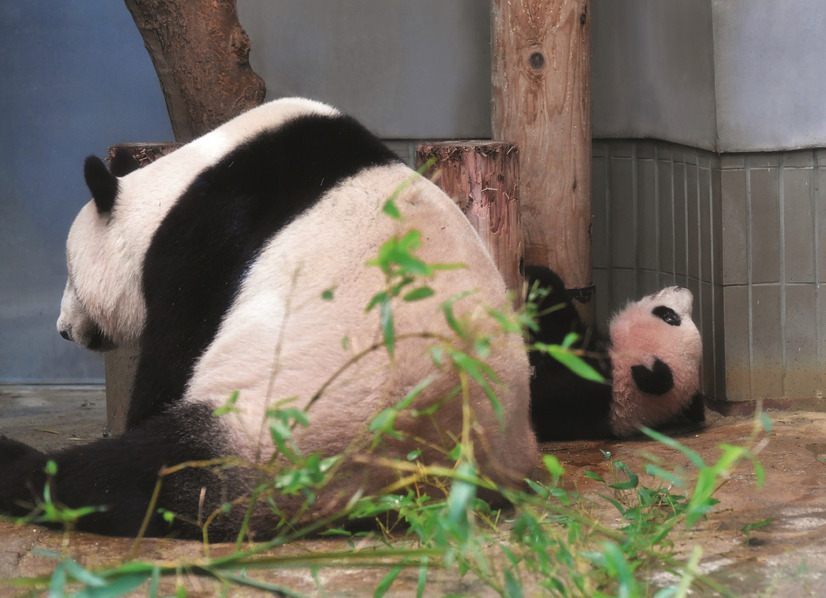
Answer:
top-left (128, 113), bottom-right (400, 428)
top-left (652, 305), bottom-right (681, 326)
top-left (109, 147), bottom-right (141, 177)
top-left (84, 156), bottom-right (118, 213)
top-left (630, 358), bottom-right (675, 395)
top-left (526, 265), bottom-right (613, 440)
top-left (0, 404), bottom-right (238, 538)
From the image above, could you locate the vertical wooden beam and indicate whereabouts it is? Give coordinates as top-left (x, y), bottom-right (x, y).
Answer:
top-left (416, 141), bottom-right (524, 299)
top-left (491, 0), bottom-right (593, 317)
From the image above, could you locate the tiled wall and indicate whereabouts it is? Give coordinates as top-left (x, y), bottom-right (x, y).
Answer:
top-left (720, 151), bottom-right (826, 402)
top-left (592, 140), bottom-right (724, 400)
top-left (594, 140), bottom-right (826, 403)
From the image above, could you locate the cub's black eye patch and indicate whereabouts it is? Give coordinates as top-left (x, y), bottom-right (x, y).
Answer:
top-left (652, 305), bottom-right (681, 326)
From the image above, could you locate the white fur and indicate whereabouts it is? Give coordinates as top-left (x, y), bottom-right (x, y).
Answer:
top-left (58, 98), bottom-right (340, 347)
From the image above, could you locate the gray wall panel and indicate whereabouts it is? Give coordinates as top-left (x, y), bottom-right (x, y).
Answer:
top-left (238, 0), bottom-right (492, 139)
top-left (0, 2), bottom-right (173, 383)
top-left (591, 0), bottom-right (717, 150)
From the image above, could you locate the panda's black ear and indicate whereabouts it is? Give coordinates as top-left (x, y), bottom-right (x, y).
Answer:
top-left (84, 155), bottom-right (118, 214)
top-left (109, 147), bottom-right (141, 177)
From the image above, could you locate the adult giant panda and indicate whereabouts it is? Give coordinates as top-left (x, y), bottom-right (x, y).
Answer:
top-left (0, 98), bottom-right (538, 539)
top-left (527, 265), bottom-right (705, 441)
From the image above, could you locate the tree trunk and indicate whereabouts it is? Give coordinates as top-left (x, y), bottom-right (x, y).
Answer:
top-left (124, 0), bottom-right (266, 142)
top-left (416, 141), bottom-right (524, 299)
top-left (491, 0), bottom-right (593, 319)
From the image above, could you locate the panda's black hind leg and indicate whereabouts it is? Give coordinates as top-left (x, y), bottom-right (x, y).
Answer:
top-left (0, 403), bottom-right (241, 539)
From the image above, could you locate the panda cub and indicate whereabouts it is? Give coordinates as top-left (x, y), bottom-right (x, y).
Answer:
top-left (0, 98), bottom-right (539, 539)
top-left (527, 265), bottom-right (704, 441)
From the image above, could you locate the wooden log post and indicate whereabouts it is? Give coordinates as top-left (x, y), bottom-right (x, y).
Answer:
top-left (491, 0), bottom-right (593, 322)
top-left (104, 143), bottom-right (181, 434)
top-left (416, 141), bottom-right (524, 300)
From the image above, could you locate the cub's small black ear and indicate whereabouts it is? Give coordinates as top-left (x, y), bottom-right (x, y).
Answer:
top-left (109, 147), bottom-right (141, 177)
top-left (84, 155), bottom-right (118, 214)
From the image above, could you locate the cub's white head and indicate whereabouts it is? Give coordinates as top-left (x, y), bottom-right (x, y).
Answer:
top-left (57, 149), bottom-right (145, 350)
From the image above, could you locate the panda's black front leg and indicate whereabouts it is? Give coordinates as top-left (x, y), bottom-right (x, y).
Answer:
top-left (630, 358), bottom-right (674, 395)
top-left (0, 403), bottom-right (237, 538)
top-left (0, 436), bottom-right (50, 517)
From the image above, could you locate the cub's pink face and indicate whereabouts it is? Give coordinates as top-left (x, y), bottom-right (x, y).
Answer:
top-left (610, 286), bottom-right (700, 357)
top-left (608, 286), bottom-right (703, 437)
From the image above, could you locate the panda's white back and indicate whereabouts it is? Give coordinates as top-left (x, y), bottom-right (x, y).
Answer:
top-left (185, 161), bottom-right (531, 471)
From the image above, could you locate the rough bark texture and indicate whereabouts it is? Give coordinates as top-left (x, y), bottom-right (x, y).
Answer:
top-left (491, 0), bottom-right (593, 316)
top-left (124, 0), bottom-right (266, 142)
top-left (416, 141), bottom-right (524, 299)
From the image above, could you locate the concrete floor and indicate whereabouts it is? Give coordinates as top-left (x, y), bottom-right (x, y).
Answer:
top-left (1, 386), bottom-right (826, 596)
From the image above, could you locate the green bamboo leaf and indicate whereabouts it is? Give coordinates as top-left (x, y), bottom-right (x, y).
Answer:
top-left (641, 427), bottom-right (706, 469)
top-left (383, 197), bottom-right (402, 220)
top-left (504, 568), bottom-right (524, 598)
top-left (752, 458), bottom-right (766, 487)
top-left (50, 561), bottom-right (67, 597)
top-left (416, 556), bottom-right (428, 598)
top-left (403, 286), bottom-right (435, 302)
top-left (561, 331), bottom-right (580, 349)
top-left (390, 251), bottom-right (432, 276)
top-left (380, 298), bottom-right (395, 356)
top-left (544, 345), bottom-right (605, 383)
top-left (543, 454), bottom-right (566, 484)
top-left (366, 291), bottom-right (389, 313)
top-left (446, 462), bottom-right (477, 524)
top-left (374, 563), bottom-right (404, 598)
top-left (62, 559), bottom-right (105, 587)
top-left (72, 573), bottom-right (150, 598)
top-left (644, 464), bottom-right (687, 488)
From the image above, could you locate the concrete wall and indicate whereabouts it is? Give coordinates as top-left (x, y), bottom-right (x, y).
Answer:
top-left (0, 2), bottom-right (173, 383)
top-left (592, 140), bottom-right (724, 401)
top-left (590, 0), bottom-right (717, 150)
top-left (713, 0), bottom-right (826, 152)
top-left (238, 0), bottom-right (492, 140)
top-left (1, 2), bottom-right (493, 384)
top-left (592, 0), bottom-right (826, 153)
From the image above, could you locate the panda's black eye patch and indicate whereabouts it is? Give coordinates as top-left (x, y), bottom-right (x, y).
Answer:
top-left (653, 305), bottom-right (681, 326)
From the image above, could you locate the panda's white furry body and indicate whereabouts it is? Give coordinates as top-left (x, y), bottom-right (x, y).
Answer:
top-left (527, 266), bottom-right (704, 441)
top-left (1, 98), bottom-right (538, 539)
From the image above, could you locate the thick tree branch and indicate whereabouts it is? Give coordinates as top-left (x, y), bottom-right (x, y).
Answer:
top-left (124, 0), bottom-right (266, 142)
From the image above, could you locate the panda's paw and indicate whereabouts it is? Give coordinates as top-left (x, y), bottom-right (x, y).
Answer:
top-left (0, 437), bottom-right (48, 516)
top-left (0, 436), bottom-right (44, 462)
